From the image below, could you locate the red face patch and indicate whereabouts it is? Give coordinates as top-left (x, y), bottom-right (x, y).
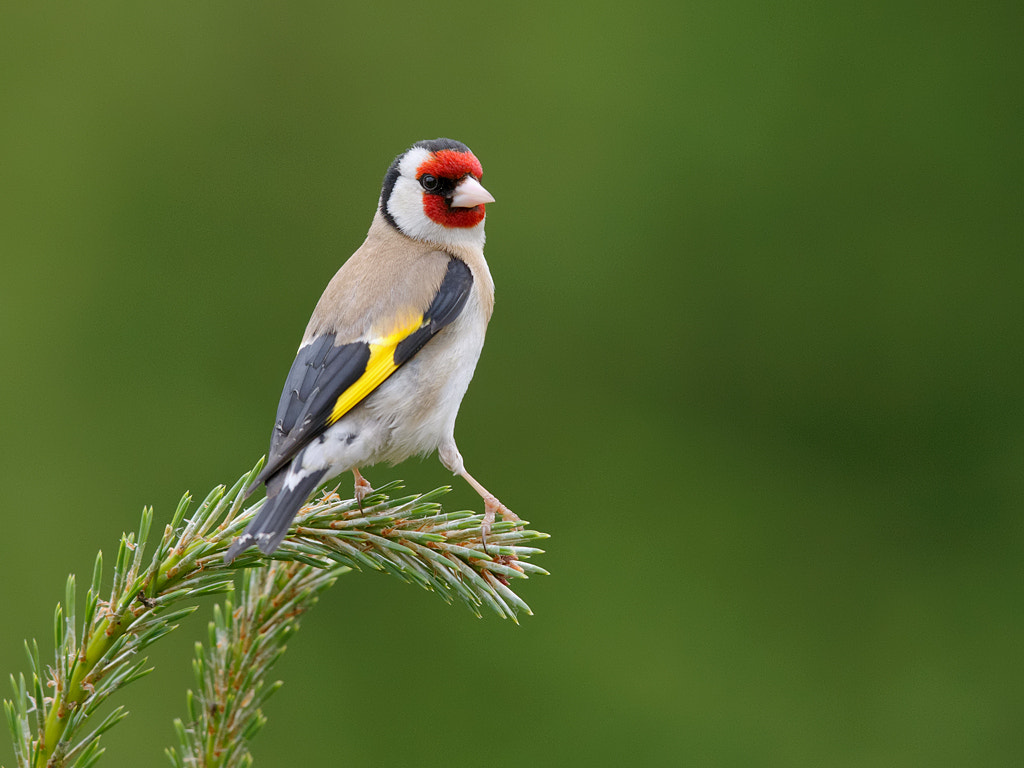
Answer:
top-left (417, 149), bottom-right (484, 181)
top-left (417, 150), bottom-right (487, 229)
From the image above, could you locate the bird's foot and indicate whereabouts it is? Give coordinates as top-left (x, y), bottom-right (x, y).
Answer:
top-left (481, 495), bottom-right (521, 553)
top-left (352, 468), bottom-right (373, 509)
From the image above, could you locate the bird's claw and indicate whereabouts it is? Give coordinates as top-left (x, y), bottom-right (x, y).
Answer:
top-left (481, 495), bottom-right (520, 553)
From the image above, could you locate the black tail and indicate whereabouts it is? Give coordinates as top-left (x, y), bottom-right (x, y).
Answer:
top-left (224, 467), bottom-right (327, 562)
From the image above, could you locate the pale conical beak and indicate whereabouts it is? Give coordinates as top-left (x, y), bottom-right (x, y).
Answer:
top-left (450, 176), bottom-right (495, 208)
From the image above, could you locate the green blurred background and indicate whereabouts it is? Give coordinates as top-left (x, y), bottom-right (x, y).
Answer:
top-left (2, 2), bottom-right (1022, 766)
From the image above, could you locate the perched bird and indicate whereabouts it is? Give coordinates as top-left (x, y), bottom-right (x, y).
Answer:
top-left (225, 138), bottom-right (516, 562)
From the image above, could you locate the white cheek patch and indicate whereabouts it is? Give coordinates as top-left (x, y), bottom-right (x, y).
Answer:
top-left (387, 176), bottom-right (432, 240)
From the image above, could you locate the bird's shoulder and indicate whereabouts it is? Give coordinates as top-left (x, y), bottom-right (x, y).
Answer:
top-left (303, 213), bottom-right (458, 344)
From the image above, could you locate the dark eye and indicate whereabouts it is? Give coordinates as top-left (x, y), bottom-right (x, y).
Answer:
top-left (420, 174), bottom-right (439, 192)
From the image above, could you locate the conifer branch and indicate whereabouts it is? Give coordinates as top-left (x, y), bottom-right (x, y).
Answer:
top-left (3, 460), bottom-right (548, 767)
top-left (165, 561), bottom-right (340, 768)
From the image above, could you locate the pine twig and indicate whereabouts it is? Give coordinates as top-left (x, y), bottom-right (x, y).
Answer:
top-left (165, 561), bottom-right (340, 768)
top-left (3, 459), bottom-right (548, 767)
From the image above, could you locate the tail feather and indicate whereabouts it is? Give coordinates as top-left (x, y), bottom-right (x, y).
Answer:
top-left (224, 467), bottom-right (327, 562)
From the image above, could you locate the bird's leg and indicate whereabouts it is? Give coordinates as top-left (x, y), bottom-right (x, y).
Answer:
top-left (352, 467), bottom-right (373, 509)
top-left (457, 467), bottom-right (520, 553)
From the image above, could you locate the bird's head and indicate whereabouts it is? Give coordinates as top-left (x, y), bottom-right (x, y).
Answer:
top-left (380, 138), bottom-right (494, 249)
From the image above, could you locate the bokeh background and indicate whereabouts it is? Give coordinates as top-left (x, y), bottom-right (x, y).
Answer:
top-left (2, 2), bottom-right (1022, 766)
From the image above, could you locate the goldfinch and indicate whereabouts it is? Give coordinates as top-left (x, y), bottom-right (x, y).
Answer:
top-left (225, 138), bottom-right (516, 562)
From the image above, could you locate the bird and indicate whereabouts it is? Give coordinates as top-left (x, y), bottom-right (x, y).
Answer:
top-left (225, 138), bottom-right (517, 562)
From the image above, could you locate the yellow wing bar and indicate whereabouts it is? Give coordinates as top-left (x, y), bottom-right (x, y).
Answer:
top-left (327, 314), bottom-right (425, 426)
